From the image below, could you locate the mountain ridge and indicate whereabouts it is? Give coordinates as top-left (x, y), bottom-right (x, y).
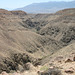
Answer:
top-left (15, 1), bottom-right (75, 13)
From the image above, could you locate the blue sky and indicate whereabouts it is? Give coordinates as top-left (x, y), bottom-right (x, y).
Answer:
top-left (0, 0), bottom-right (74, 10)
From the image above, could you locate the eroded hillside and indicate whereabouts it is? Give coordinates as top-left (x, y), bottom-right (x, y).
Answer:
top-left (0, 8), bottom-right (75, 75)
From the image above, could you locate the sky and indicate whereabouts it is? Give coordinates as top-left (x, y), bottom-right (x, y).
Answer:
top-left (0, 0), bottom-right (74, 10)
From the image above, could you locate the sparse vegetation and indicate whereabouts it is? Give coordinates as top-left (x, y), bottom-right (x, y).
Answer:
top-left (0, 8), bottom-right (75, 75)
top-left (40, 66), bottom-right (49, 71)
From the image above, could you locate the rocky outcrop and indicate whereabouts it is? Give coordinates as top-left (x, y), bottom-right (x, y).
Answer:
top-left (0, 9), bottom-right (12, 15)
top-left (65, 68), bottom-right (74, 74)
top-left (65, 59), bottom-right (73, 63)
top-left (1, 71), bottom-right (9, 75)
top-left (11, 11), bottom-right (27, 16)
top-left (73, 57), bottom-right (75, 61)
top-left (61, 27), bottom-right (75, 43)
top-left (38, 68), bottom-right (62, 75)
top-left (0, 53), bottom-right (42, 73)
top-left (0, 53), bottom-right (31, 73)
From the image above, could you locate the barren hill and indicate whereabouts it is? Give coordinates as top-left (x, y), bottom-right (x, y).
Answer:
top-left (39, 8), bottom-right (75, 44)
top-left (0, 8), bottom-right (75, 75)
top-left (0, 9), bottom-right (64, 73)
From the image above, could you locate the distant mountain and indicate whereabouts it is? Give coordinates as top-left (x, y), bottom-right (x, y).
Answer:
top-left (16, 1), bottom-right (75, 13)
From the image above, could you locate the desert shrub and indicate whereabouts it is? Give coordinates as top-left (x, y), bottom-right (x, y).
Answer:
top-left (40, 66), bottom-right (49, 71)
top-left (0, 53), bottom-right (32, 73)
top-left (61, 26), bottom-right (75, 43)
top-left (32, 58), bottom-right (41, 66)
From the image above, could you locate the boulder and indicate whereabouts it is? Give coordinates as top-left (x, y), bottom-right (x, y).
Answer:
top-left (1, 71), bottom-right (9, 75)
top-left (73, 57), bottom-right (75, 61)
top-left (65, 69), bottom-right (74, 74)
top-left (38, 68), bottom-right (62, 75)
top-left (13, 71), bottom-right (21, 75)
top-left (24, 62), bottom-right (36, 71)
top-left (65, 59), bottom-right (72, 63)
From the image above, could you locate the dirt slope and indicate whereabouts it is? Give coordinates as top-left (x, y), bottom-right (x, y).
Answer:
top-left (0, 9), bottom-right (64, 73)
top-left (0, 8), bottom-right (75, 74)
top-left (39, 8), bottom-right (75, 44)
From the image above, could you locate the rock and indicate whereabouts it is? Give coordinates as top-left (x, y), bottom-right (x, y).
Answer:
top-left (49, 66), bottom-right (54, 69)
top-left (38, 68), bottom-right (62, 75)
top-left (18, 64), bottom-right (24, 72)
top-left (73, 56), bottom-right (75, 61)
top-left (55, 56), bottom-right (63, 61)
top-left (24, 62), bottom-right (31, 70)
top-left (69, 67), bottom-right (75, 70)
top-left (58, 60), bottom-right (62, 63)
top-left (11, 11), bottom-right (27, 16)
top-left (65, 59), bottom-right (72, 63)
top-left (1, 71), bottom-right (9, 75)
top-left (13, 71), bottom-right (21, 75)
top-left (65, 69), bottom-right (74, 74)
top-left (32, 59), bottom-right (41, 66)
top-left (24, 62), bottom-right (36, 71)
